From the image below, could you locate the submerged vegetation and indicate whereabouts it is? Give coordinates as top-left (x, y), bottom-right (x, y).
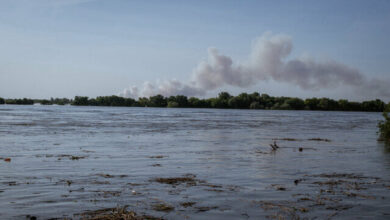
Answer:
top-left (78, 206), bottom-right (163, 220)
top-left (378, 105), bottom-right (390, 144)
top-left (0, 92), bottom-right (388, 112)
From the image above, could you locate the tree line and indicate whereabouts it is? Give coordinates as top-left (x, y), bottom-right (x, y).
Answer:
top-left (72, 92), bottom-right (388, 112)
top-left (0, 98), bottom-right (34, 105)
top-left (1, 92), bottom-right (388, 112)
top-left (0, 98), bottom-right (70, 105)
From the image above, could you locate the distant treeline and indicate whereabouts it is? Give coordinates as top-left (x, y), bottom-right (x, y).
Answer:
top-left (0, 98), bottom-right (34, 105)
top-left (0, 98), bottom-right (70, 105)
top-left (1, 92), bottom-right (388, 112)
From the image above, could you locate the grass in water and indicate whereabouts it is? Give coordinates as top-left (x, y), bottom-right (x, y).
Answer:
top-left (378, 108), bottom-right (390, 145)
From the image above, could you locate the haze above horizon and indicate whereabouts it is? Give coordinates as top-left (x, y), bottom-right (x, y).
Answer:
top-left (1, 0), bottom-right (389, 101)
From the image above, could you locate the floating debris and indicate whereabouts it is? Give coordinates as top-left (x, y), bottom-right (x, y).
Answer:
top-left (152, 203), bottom-right (174, 212)
top-left (149, 155), bottom-right (166, 159)
top-left (71, 156), bottom-right (86, 160)
top-left (195, 206), bottom-right (218, 212)
top-left (26, 215), bottom-right (37, 220)
top-left (273, 138), bottom-right (301, 141)
top-left (269, 141), bottom-right (279, 151)
top-left (5, 181), bottom-right (18, 186)
top-left (91, 180), bottom-right (111, 185)
top-left (255, 150), bottom-right (270, 154)
top-left (131, 190), bottom-right (140, 195)
top-left (51, 154), bottom-right (88, 161)
top-left (325, 205), bottom-right (353, 211)
top-left (343, 191), bottom-right (376, 199)
top-left (102, 191), bottom-right (121, 197)
top-left (4, 158), bottom-right (11, 162)
top-left (257, 201), bottom-right (306, 219)
top-left (97, 173), bottom-right (115, 178)
top-left (271, 184), bottom-right (287, 191)
top-left (79, 206), bottom-right (163, 220)
top-left (298, 197), bottom-right (312, 201)
top-left (256, 172), bottom-right (388, 219)
top-left (307, 138), bottom-right (331, 142)
top-left (153, 174), bottom-right (197, 186)
top-left (294, 179), bottom-right (303, 185)
top-left (180, 202), bottom-right (196, 208)
top-left (311, 173), bottom-right (376, 180)
top-left (96, 174), bottom-right (128, 178)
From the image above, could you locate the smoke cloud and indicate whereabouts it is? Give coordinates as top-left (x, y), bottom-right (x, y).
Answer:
top-left (120, 32), bottom-right (390, 99)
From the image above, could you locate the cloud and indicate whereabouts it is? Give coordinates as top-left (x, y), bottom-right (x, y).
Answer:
top-left (121, 80), bottom-right (206, 98)
top-left (120, 32), bottom-right (390, 99)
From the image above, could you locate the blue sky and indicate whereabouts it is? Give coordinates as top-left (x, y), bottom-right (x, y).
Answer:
top-left (0, 0), bottom-right (389, 100)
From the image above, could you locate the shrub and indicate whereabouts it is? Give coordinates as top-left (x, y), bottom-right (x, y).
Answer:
top-left (378, 105), bottom-right (390, 144)
top-left (167, 101), bottom-right (179, 108)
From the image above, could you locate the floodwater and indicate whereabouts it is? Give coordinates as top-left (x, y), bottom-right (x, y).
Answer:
top-left (0, 105), bottom-right (389, 219)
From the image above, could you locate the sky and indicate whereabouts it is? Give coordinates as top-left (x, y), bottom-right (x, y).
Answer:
top-left (0, 0), bottom-right (389, 101)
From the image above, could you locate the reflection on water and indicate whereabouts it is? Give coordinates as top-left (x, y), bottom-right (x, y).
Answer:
top-left (0, 105), bottom-right (389, 219)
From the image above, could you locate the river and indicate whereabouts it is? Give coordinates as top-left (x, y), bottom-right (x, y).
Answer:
top-left (0, 105), bottom-right (389, 219)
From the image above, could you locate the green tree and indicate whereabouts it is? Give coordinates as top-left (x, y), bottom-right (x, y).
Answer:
top-left (51, 98), bottom-right (70, 105)
top-left (285, 98), bottom-right (304, 110)
top-left (317, 98), bottom-right (339, 111)
top-left (72, 96), bottom-right (89, 106)
top-left (40, 99), bottom-right (52, 105)
top-left (260, 94), bottom-right (274, 109)
top-left (228, 93), bottom-right (251, 108)
top-left (188, 97), bottom-right (208, 108)
top-left (88, 98), bottom-right (98, 106)
top-left (271, 103), bottom-right (281, 110)
top-left (249, 101), bottom-right (263, 109)
top-left (5, 98), bottom-right (34, 105)
top-left (212, 91), bottom-right (231, 108)
top-left (338, 99), bottom-right (349, 111)
top-left (0, 97), bottom-right (5, 104)
top-left (124, 97), bottom-right (135, 106)
top-left (218, 91), bottom-right (232, 100)
top-left (138, 97), bottom-right (150, 107)
top-left (362, 99), bottom-right (385, 112)
top-left (304, 98), bottom-right (319, 110)
top-left (149, 95), bottom-right (167, 107)
top-left (110, 96), bottom-right (126, 106)
top-left (167, 101), bottom-right (179, 108)
top-left (210, 97), bottom-right (228, 108)
top-left (168, 95), bottom-right (188, 107)
top-left (279, 102), bottom-right (292, 110)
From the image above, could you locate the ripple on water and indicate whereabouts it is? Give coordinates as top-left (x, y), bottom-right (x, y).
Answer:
top-left (0, 105), bottom-right (389, 219)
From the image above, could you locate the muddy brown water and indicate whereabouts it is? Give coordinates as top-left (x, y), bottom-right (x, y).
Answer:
top-left (0, 105), bottom-right (389, 219)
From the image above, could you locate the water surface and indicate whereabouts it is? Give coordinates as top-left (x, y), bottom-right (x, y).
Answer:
top-left (0, 105), bottom-right (389, 219)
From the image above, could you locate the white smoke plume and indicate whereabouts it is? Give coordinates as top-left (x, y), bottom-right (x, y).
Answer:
top-left (120, 32), bottom-right (390, 99)
top-left (121, 80), bottom-right (205, 98)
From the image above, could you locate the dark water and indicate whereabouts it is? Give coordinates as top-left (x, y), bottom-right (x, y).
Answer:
top-left (0, 105), bottom-right (389, 219)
